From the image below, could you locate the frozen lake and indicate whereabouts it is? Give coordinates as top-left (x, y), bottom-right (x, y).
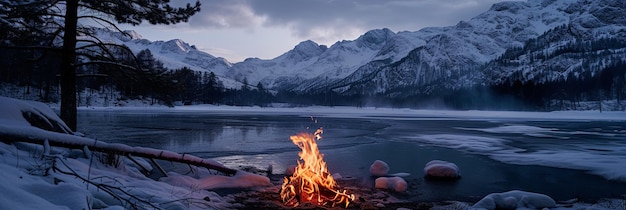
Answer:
top-left (77, 106), bottom-right (626, 203)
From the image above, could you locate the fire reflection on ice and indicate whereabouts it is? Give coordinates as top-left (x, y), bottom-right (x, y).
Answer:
top-left (280, 128), bottom-right (355, 208)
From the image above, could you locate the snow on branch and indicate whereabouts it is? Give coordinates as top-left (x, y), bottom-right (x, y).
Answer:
top-left (0, 129), bottom-right (237, 175)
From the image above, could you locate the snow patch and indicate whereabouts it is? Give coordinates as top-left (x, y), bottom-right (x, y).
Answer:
top-left (161, 171), bottom-right (271, 190)
top-left (413, 134), bottom-right (518, 153)
top-left (470, 190), bottom-right (556, 210)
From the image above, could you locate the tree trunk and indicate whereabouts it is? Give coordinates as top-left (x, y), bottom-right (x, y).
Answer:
top-left (60, 0), bottom-right (78, 131)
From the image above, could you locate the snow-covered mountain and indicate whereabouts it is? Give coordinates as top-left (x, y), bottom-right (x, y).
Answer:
top-left (484, 0), bottom-right (626, 85)
top-left (224, 28), bottom-right (399, 91)
top-left (319, 0), bottom-right (626, 96)
top-left (323, 0), bottom-right (577, 95)
top-left (94, 0), bottom-right (626, 96)
top-left (85, 28), bottom-right (241, 88)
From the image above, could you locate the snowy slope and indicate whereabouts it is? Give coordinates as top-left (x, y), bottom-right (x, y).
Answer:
top-left (484, 0), bottom-right (626, 84)
top-left (223, 0), bottom-right (620, 94)
top-left (226, 28), bottom-right (400, 90)
top-left (325, 0), bottom-right (579, 95)
top-left (85, 28), bottom-right (242, 89)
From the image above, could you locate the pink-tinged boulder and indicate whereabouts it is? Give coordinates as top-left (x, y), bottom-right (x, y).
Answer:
top-left (285, 165), bottom-right (297, 176)
top-left (374, 176), bottom-right (407, 192)
top-left (369, 160), bottom-right (390, 176)
top-left (424, 160), bottom-right (460, 179)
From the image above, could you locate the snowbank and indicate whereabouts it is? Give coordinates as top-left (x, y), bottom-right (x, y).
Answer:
top-left (0, 96), bottom-right (272, 209)
top-left (0, 96), bottom-right (72, 134)
top-left (161, 170), bottom-right (271, 190)
top-left (0, 140), bottom-right (240, 209)
top-left (0, 163), bottom-right (91, 210)
top-left (470, 190), bottom-right (556, 210)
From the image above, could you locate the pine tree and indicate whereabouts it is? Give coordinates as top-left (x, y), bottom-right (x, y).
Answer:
top-left (1, 0), bottom-right (201, 130)
top-left (202, 72), bottom-right (223, 104)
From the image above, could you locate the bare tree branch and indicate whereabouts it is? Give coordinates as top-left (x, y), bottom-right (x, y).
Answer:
top-left (75, 60), bottom-right (138, 70)
top-left (53, 157), bottom-right (162, 209)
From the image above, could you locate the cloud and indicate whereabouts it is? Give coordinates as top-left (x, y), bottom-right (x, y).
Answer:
top-left (247, 0), bottom-right (500, 36)
top-left (125, 0), bottom-right (502, 62)
top-left (200, 46), bottom-right (241, 61)
top-left (181, 0), bottom-right (500, 38)
top-left (187, 0), bottom-right (266, 28)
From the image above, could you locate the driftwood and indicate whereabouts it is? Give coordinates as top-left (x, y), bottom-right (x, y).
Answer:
top-left (0, 129), bottom-right (237, 175)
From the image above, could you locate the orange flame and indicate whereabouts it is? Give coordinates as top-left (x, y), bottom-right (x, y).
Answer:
top-left (280, 128), bottom-right (355, 207)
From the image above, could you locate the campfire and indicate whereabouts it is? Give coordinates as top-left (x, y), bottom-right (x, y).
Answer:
top-left (280, 128), bottom-right (355, 208)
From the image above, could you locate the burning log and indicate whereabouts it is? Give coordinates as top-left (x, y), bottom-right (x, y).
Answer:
top-left (280, 128), bottom-right (355, 208)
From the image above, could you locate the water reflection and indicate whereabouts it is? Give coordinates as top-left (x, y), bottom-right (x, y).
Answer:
top-left (77, 110), bottom-right (383, 156)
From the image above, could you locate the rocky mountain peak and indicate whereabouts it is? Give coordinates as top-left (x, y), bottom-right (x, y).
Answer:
top-left (293, 40), bottom-right (326, 56)
top-left (489, 1), bottom-right (529, 13)
top-left (123, 30), bottom-right (143, 40)
top-left (277, 40), bottom-right (327, 63)
top-left (354, 28), bottom-right (396, 50)
top-left (89, 0), bottom-right (626, 99)
top-left (161, 39), bottom-right (191, 54)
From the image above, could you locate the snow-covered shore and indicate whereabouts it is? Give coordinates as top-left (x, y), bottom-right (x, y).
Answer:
top-left (0, 96), bottom-right (271, 209)
top-left (72, 102), bottom-right (626, 121)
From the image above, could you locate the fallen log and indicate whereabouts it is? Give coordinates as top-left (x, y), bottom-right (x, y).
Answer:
top-left (0, 96), bottom-right (237, 175)
top-left (0, 126), bottom-right (237, 175)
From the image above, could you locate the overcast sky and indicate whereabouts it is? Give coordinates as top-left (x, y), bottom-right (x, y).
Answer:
top-left (119, 0), bottom-right (502, 63)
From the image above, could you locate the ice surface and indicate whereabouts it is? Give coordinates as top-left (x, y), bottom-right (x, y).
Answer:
top-left (409, 131), bottom-right (626, 182)
top-left (414, 134), bottom-right (518, 153)
top-left (461, 124), bottom-right (618, 139)
top-left (492, 149), bottom-right (626, 182)
top-left (466, 125), bottom-right (557, 134)
top-left (74, 104), bottom-right (626, 185)
top-left (77, 105), bottom-right (626, 184)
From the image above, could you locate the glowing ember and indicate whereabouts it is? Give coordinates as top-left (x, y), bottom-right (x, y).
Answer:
top-left (280, 128), bottom-right (355, 208)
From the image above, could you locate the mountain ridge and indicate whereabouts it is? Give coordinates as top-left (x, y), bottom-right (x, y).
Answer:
top-left (99, 0), bottom-right (625, 101)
